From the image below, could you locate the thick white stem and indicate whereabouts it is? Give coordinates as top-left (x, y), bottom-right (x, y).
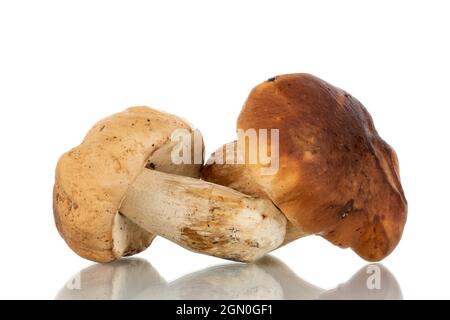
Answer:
top-left (119, 169), bottom-right (287, 262)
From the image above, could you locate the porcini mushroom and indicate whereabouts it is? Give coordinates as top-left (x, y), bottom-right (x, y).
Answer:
top-left (53, 107), bottom-right (286, 263)
top-left (202, 74), bottom-right (407, 261)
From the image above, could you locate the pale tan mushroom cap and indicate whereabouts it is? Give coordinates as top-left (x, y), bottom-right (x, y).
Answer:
top-left (53, 107), bottom-right (202, 262)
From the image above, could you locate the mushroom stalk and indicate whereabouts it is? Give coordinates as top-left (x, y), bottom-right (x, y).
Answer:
top-left (119, 169), bottom-right (287, 262)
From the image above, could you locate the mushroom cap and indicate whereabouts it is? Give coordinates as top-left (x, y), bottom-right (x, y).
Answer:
top-left (53, 107), bottom-right (203, 262)
top-left (237, 74), bottom-right (407, 261)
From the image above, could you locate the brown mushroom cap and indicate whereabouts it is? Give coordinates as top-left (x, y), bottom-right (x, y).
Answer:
top-left (53, 107), bottom-right (202, 262)
top-left (236, 74), bottom-right (407, 261)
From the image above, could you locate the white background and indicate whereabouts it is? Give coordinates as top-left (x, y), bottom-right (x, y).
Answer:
top-left (0, 0), bottom-right (449, 299)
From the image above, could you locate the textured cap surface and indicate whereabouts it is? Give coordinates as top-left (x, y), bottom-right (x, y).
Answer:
top-left (237, 74), bottom-right (407, 261)
top-left (53, 107), bottom-right (201, 262)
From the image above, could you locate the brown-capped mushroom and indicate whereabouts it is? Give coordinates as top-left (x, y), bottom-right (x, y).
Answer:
top-left (53, 107), bottom-right (286, 263)
top-left (202, 74), bottom-right (407, 261)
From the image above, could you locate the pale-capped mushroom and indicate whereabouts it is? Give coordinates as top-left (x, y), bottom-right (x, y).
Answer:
top-left (53, 107), bottom-right (286, 263)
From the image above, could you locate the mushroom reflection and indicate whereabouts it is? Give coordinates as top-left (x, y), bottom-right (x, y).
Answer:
top-left (56, 256), bottom-right (402, 300)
